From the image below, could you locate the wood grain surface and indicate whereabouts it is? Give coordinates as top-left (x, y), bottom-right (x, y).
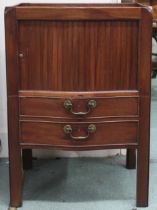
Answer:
top-left (5, 4), bottom-right (152, 208)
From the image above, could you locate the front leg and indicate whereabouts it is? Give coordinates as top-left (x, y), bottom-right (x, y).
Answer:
top-left (8, 98), bottom-right (23, 208)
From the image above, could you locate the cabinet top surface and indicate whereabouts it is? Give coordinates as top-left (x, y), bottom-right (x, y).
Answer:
top-left (6, 2), bottom-right (151, 21)
top-left (14, 3), bottom-right (144, 8)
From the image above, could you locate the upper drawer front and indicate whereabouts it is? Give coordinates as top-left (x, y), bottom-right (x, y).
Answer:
top-left (19, 91), bottom-right (139, 119)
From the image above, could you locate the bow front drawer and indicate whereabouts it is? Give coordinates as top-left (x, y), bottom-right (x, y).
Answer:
top-left (19, 120), bottom-right (139, 148)
top-left (19, 91), bottom-right (139, 119)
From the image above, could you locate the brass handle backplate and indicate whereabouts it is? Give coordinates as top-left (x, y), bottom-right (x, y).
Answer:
top-left (64, 124), bottom-right (96, 140)
top-left (64, 99), bottom-right (96, 116)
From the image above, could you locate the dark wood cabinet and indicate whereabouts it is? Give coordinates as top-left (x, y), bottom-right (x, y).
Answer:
top-left (5, 3), bottom-right (152, 209)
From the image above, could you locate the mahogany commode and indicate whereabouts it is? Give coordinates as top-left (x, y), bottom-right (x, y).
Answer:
top-left (5, 3), bottom-right (152, 209)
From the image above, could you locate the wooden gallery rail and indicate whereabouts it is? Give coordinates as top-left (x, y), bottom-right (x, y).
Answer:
top-left (5, 3), bottom-right (152, 209)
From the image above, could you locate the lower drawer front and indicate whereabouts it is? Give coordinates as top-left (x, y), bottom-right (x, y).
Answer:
top-left (20, 121), bottom-right (138, 147)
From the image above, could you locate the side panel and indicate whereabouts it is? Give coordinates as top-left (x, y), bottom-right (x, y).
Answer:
top-left (5, 7), bottom-right (23, 207)
top-left (136, 8), bottom-right (152, 207)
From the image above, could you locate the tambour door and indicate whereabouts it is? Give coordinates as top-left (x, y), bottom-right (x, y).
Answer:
top-left (18, 19), bottom-right (139, 91)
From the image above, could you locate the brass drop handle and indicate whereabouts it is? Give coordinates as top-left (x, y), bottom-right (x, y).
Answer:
top-left (64, 124), bottom-right (96, 140)
top-left (64, 99), bottom-right (96, 116)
